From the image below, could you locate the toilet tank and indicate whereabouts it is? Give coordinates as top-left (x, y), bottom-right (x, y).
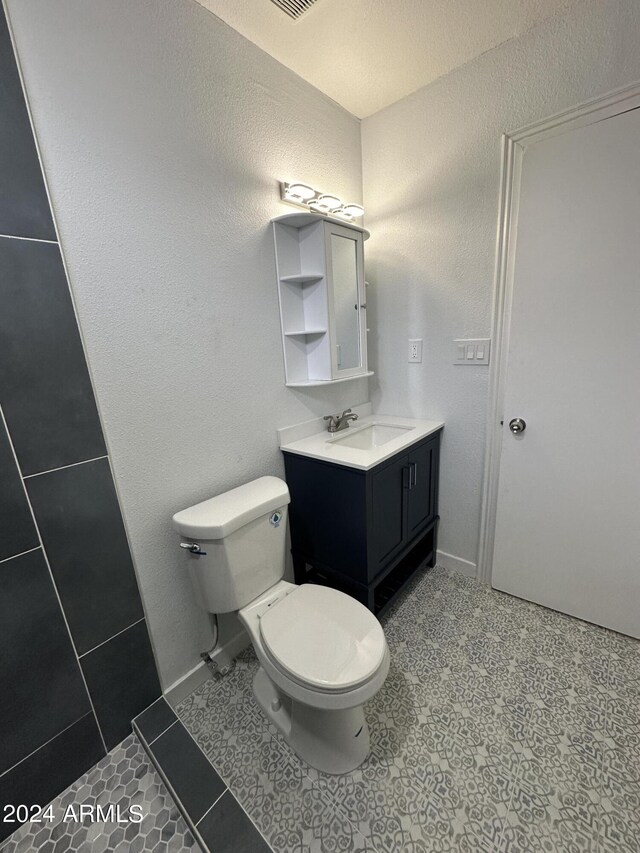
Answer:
top-left (172, 477), bottom-right (290, 613)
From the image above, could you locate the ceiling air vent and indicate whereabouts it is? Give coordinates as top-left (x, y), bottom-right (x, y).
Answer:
top-left (269, 0), bottom-right (319, 20)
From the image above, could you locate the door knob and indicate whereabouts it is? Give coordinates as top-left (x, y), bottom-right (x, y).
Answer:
top-left (509, 418), bottom-right (526, 435)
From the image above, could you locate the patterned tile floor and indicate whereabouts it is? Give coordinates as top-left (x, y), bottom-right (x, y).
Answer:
top-left (177, 567), bottom-right (640, 853)
top-left (1, 734), bottom-right (200, 853)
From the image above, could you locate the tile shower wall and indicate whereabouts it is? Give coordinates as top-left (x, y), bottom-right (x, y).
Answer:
top-left (0, 5), bottom-right (160, 841)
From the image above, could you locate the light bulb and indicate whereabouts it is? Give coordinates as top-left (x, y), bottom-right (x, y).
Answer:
top-left (340, 203), bottom-right (364, 218)
top-left (286, 182), bottom-right (315, 202)
top-left (317, 194), bottom-right (341, 211)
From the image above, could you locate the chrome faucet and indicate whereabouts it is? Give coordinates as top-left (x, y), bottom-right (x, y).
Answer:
top-left (323, 408), bottom-right (359, 433)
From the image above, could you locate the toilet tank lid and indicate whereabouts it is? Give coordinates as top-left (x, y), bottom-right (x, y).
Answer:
top-left (172, 476), bottom-right (290, 539)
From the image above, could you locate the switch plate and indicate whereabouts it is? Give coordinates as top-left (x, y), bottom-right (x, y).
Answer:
top-left (408, 339), bottom-right (423, 363)
top-left (453, 338), bottom-right (491, 365)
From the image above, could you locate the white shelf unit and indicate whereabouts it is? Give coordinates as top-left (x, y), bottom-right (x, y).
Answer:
top-left (279, 274), bottom-right (324, 284)
top-left (284, 372), bottom-right (375, 388)
top-left (273, 212), bottom-right (371, 387)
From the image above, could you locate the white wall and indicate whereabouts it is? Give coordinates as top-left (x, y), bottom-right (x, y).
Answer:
top-left (361, 0), bottom-right (640, 570)
top-left (6, 0), bottom-right (367, 688)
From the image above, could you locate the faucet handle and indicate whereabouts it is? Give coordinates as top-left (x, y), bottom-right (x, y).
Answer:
top-left (323, 413), bottom-right (340, 433)
top-left (340, 408), bottom-right (352, 417)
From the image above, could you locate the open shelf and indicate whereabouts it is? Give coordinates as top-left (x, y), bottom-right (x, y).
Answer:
top-left (373, 525), bottom-right (435, 617)
top-left (293, 519), bottom-right (437, 619)
top-left (284, 328), bottom-right (327, 337)
top-left (285, 371), bottom-right (374, 387)
top-left (273, 211), bottom-right (370, 240)
top-left (273, 215), bottom-right (369, 386)
top-left (279, 274), bottom-right (324, 284)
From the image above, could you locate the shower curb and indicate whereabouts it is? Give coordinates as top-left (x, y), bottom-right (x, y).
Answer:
top-left (133, 698), bottom-right (273, 853)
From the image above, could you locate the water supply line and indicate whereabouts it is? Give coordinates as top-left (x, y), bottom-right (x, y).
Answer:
top-left (200, 614), bottom-right (233, 680)
top-left (180, 541), bottom-right (234, 680)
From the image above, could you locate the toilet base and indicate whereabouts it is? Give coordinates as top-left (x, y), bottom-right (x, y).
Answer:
top-left (252, 666), bottom-right (370, 775)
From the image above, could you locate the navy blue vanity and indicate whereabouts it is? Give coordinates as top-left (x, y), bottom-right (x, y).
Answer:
top-left (282, 425), bottom-right (442, 617)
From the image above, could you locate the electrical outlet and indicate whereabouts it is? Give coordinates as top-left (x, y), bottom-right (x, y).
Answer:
top-left (408, 339), bottom-right (423, 363)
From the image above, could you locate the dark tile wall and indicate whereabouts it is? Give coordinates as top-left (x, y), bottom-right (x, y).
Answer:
top-left (0, 6), bottom-right (160, 842)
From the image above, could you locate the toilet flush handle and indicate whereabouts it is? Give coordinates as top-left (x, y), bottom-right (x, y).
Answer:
top-left (179, 542), bottom-right (207, 555)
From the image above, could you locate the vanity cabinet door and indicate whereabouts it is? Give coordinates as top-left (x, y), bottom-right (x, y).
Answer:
top-left (406, 436), bottom-right (439, 539)
top-left (369, 453), bottom-right (409, 575)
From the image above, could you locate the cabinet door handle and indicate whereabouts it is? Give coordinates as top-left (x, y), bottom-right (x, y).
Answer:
top-left (403, 466), bottom-right (411, 489)
top-left (410, 462), bottom-right (418, 488)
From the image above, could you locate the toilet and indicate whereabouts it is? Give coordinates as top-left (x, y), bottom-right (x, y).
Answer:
top-left (172, 476), bottom-right (389, 774)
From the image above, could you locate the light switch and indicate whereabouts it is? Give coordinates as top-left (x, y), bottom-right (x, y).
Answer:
top-left (453, 338), bottom-right (491, 365)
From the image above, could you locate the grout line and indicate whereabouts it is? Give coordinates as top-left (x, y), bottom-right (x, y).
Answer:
top-left (496, 747), bottom-right (526, 850)
top-left (103, 453), bottom-right (165, 684)
top-left (23, 454), bottom-right (108, 480)
top-left (172, 683), bottom-right (278, 853)
top-left (195, 789), bottom-right (227, 827)
top-left (2, 2), bottom-right (165, 690)
top-left (0, 711), bottom-right (94, 780)
top-left (224, 789), bottom-right (276, 851)
top-left (594, 653), bottom-right (612, 853)
top-left (319, 782), bottom-right (382, 853)
top-left (79, 616), bottom-right (146, 658)
top-left (494, 679), bottom-right (536, 850)
top-left (133, 723), bottom-right (217, 853)
top-left (147, 718), bottom-right (179, 746)
top-left (0, 404), bottom-right (108, 755)
top-left (0, 232), bottom-right (58, 244)
top-left (165, 716), bottom-right (272, 846)
top-left (0, 545), bottom-right (40, 565)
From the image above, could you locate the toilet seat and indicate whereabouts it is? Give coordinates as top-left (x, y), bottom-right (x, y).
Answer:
top-left (259, 584), bottom-right (386, 693)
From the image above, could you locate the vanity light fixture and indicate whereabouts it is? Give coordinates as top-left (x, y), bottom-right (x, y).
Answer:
top-left (309, 193), bottom-right (342, 213)
top-left (285, 182), bottom-right (316, 203)
top-left (280, 181), bottom-right (364, 220)
top-left (338, 203), bottom-right (364, 219)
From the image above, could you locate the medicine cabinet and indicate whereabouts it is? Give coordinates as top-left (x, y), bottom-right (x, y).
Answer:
top-left (272, 212), bottom-right (373, 387)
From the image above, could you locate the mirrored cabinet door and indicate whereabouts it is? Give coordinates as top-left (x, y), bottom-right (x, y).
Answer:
top-left (324, 221), bottom-right (367, 379)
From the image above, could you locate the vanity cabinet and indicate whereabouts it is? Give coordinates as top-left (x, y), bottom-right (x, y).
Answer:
top-left (282, 430), bottom-right (442, 616)
top-left (272, 212), bottom-right (373, 387)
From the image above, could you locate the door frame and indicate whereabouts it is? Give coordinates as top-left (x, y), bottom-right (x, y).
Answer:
top-left (477, 80), bottom-right (640, 584)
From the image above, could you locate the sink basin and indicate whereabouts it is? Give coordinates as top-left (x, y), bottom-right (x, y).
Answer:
top-left (280, 413), bottom-right (444, 471)
top-left (329, 423), bottom-right (413, 450)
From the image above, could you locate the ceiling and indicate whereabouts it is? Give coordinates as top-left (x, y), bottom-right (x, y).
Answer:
top-left (196, 0), bottom-right (577, 118)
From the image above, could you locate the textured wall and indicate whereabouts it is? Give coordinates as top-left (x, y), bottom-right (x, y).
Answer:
top-left (5, 0), bottom-right (366, 688)
top-left (361, 0), bottom-right (640, 567)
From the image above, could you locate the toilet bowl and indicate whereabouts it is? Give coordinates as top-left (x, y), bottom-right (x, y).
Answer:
top-left (172, 476), bottom-right (389, 774)
top-left (239, 580), bottom-right (389, 774)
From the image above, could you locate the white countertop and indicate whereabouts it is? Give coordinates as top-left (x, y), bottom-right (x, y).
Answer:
top-left (279, 414), bottom-right (444, 471)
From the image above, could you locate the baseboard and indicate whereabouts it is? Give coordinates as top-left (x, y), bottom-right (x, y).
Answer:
top-left (164, 627), bottom-right (250, 708)
top-left (164, 661), bottom-right (211, 708)
top-left (436, 550), bottom-right (477, 578)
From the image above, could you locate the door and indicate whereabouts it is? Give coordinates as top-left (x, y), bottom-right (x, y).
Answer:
top-left (369, 454), bottom-right (408, 575)
top-left (492, 106), bottom-right (640, 638)
top-left (324, 221), bottom-right (367, 379)
top-left (407, 437), bottom-right (437, 539)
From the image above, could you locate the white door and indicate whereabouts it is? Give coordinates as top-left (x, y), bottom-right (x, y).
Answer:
top-left (491, 106), bottom-right (640, 638)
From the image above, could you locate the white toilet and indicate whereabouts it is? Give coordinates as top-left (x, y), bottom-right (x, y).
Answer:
top-left (172, 476), bottom-right (389, 774)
